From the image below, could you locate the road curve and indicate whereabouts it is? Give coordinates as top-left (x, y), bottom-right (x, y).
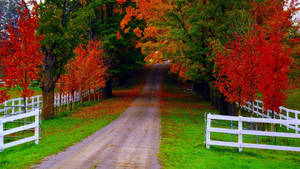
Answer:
top-left (34, 64), bottom-right (167, 169)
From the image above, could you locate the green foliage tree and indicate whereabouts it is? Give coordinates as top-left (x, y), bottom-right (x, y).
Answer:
top-left (38, 0), bottom-right (90, 119)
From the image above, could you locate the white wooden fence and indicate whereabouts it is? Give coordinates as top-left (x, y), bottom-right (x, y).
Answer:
top-left (0, 91), bottom-right (89, 115)
top-left (206, 114), bottom-right (300, 152)
top-left (0, 90), bottom-right (88, 151)
top-left (241, 100), bottom-right (300, 133)
top-left (0, 89), bottom-right (100, 151)
top-left (0, 109), bottom-right (40, 152)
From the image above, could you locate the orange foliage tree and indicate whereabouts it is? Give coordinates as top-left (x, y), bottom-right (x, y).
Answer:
top-left (58, 41), bottom-right (108, 108)
top-left (118, 0), bottom-right (193, 79)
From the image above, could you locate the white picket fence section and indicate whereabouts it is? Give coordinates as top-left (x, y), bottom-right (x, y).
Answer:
top-left (53, 91), bottom-right (81, 108)
top-left (0, 90), bottom-right (91, 151)
top-left (206, 114), bottom-right (300, 152)
top-left (241, 100), bottom-right (300, 133)
top-left (0, 109), bottom-right (40, 152)
top-left (0, 91), bottom-right (91, 115)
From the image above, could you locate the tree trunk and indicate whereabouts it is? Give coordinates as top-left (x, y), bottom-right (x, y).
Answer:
top-left (64, 93), bottom-right (66, 112)
top-left (42, 88), bottom-right (55, 119)
top-left (54, 93), bottom-right (57, 116)
top-left (88, 89), bottom-right (91, 102)
top-left (40, 49), bottom-right (59, 119)
top-left (81, 90), bottom-right (83, 104)
top-left (238, 102), bottom-right (241, 116)
top-left (251, 102), bottom-right (254, 117)
top-left (23, 97), bottom-right (27, 134)
top-left (23, 97), bottom-right (27, 113)
top-left (66, 93), bottom-right (70, 111)
top-left (103, 79), bottom-right (112, 99)
top-left (59, 92), bottom-right (62, 112)
top-left (271, 111), bottom-right (275, 132)
top-left (72, 90), bottom-right (75, 110)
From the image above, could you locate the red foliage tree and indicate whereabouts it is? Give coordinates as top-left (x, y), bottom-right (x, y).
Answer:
top-left (0, 0), bottom-right (43, 105)
top-left (215, 34), bottom-right (261, 115)
top-left (215, 0), bottom-right (297, 116)
top-left (257, 33), bottom-right (292, 114)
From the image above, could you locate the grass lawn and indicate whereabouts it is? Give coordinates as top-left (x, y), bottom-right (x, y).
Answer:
top-left (285, 88), bottom-right (300, 110)
top-left (0, 84), bottom-right (142, 169)
top-left (256, 88), bottom-right (299, 110)
top-left (6, 86), bottom-right (42, 99)
top-left (158, 78), bottom-right (300, 169)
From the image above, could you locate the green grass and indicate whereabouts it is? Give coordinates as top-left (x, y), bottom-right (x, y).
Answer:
top-left (0, 97), bottom-right (129, 169)
top-left (0, 113), bottom-right (119, 169)
top-left (256, 88), bottom-right (300, 110)
top-left (159, 80), bottom-right (300, 169)
top-left (6, 86), bottom-right (41, 99)
top-left (0, 79), bottom-right (143, 169)
top-left (285, 89), bottom-right (300, 110)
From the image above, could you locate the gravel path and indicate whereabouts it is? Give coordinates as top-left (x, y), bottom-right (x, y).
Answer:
top-left (34, 64), bottom-right (166, 169)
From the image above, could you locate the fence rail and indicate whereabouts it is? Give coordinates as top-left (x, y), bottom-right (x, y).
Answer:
top-left (0, 109), bottom-right (40, 151)
top-left (206, 114), bottom-right (300, 152)
top-left (0, 90), bottom-right (97, 116)
top-left (241, 100), bottom-right (300, 133)
top-left (0, 88), bottom-right (103, 151)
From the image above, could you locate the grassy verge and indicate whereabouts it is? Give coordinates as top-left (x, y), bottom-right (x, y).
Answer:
top-left (285, 88), bottom-right (300, 110)
top-left (6, 86), bottom-right (42, 99)
top-left (158, 78), bottom-right (300, 169)
top-left (0, 84), bottom-right (142, 169)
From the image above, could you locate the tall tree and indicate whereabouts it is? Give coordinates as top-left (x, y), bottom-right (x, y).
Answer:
top-left (0, 0), bottom-right (43, 104)
top-left (215, 34), bottom-right (261, 115)
top-left (215, 0), bottom-right (298, 117)
top-left (38, 0), bottom-right (90, 119)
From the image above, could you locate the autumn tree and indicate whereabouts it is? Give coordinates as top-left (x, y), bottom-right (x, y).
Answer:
top-left (58, 40), bottom-right (108, 107)
top-left (215, 34), bottom-right (261, 115)
top-left (38, 0), bottom-right (91, 119)
top-left (86, 0), bottom-right (145, 89)
top-left (0, 0), bottom-right (43, 108)
top-left (38, 0), bottom-right (144, 119)
top-left (84, 41), bottom-right (107, 101)
top-left (252, 0), bottom-right (298, 115)
top-left (215, 0), bottom-right (298, 118)
top-left (120, 0), bottom-right (253, 90)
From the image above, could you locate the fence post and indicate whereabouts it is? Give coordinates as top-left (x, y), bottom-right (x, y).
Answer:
top-left (279, 108), bottom-right (282, 127)
top-left (296, 113), bottom-right (299, 134)
top-left (206, 114), bottom-right (211, 149)
top-left (35, 110), bottom-right (39, 144)
top-left (4, 101), bottom-right (7, 114)
top-left (37, 96), bottom-right (39, 108)
top-left (12, 100), bottom-right (15, 114)
top-left (262, 103), bottom-right (264, 116)
top-left (0, 120), bottom-right (3, 152)
top-left (238, 116), bottom-right (243, 152)
top-left (287, 111), bottom-right (289, 130)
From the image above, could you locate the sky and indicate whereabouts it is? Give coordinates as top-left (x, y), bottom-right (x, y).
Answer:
top-left (286, 0), bottom-right (300, 23)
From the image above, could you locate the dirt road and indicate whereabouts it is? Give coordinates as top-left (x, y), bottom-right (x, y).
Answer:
top-left (34, 64), bottom-right (166, 169)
